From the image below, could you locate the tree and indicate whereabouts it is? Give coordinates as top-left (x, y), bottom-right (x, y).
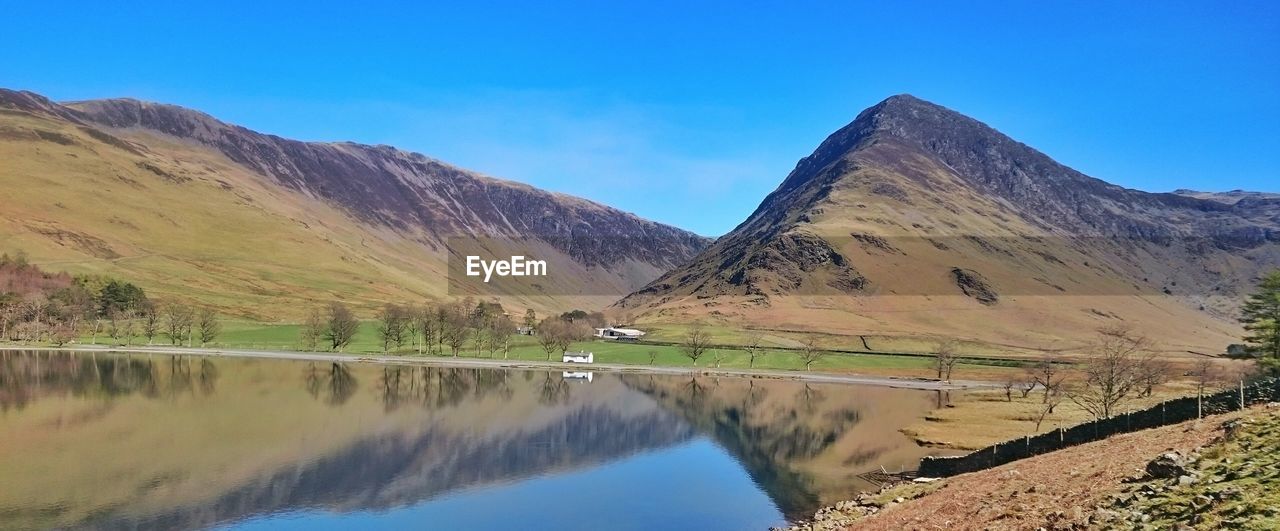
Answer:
top-left (49, 323), bottom-right (76, 347)
top-left (537, 317), bottom-right (564, 361)
top-left (1240, 270), bottom-right (1280, 375)
top-left (1025, 353), bottom-right (1067, 403)
top-left (107, 308), bottom-right (126, 344)
top-left (403, 305), bottom-right (422, 353)
top-left (197, 308), bottom-right (220, 346)
top-left (744, 332), bottom-right (765, 369)
top-left (1135, 356), bottom-right (1172, 398)
top-left (300, 308), bottom-right (323, 351)
top-left (440, 301), bottom-right (471, 357)
top-left (799, 337), bottom-right (826, 370)
top-left (933, 340), bottom-right (960, 382)
top-left (164, 303), bottom-right (194, 346)
top-left (648, 350), bottom-right (658, 365)
top-left (417, 303), bottom-right (439, 355)
top-left (523, 308), bottom-right (537, 330)
top-left (681, 324), bottom-right (711, 366)
top-left (554, 320), bottom-right (590, 356)
top-left (486, 315), bottom-right (515, 359)
top-left (1190, 358), bottom-right (1226, 419)
top-left (1032, 386), bottom-right (1064, 432)
top-left (141, 302), bottom-right (160, 345)
top-left (376, 304), bottom-right (408, 352)
top-left (1068, 325), bottom-right (1150, 420)
top-left (711, 349), bottom-right (727, 368)
top-left (324, 302), bottom-right (360, 351)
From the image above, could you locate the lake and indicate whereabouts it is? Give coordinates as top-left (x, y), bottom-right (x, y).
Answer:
top-left (0, 350), bottom-right (948, 530)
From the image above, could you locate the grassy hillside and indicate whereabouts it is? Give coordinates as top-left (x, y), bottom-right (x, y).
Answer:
top-left (0, 109), bottom-right (449, 318)
top-left (0, 96), bottom-right (678, 320)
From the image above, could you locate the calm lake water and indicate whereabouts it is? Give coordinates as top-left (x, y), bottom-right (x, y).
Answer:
top-left (0, 350), bottom-right (948, 530)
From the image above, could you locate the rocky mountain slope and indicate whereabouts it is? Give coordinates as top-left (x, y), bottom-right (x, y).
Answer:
top-left (618, 95), bottom-right (1280, 352)
top-left (0, 88), bottom-right (709, 317)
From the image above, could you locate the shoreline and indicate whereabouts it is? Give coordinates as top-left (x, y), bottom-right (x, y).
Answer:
top-left (2, 345), bottom-right (999, 391)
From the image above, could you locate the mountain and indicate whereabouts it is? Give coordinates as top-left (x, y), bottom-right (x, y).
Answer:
top-left (0, 88), bottom-right (710, 317)
top-left (617, 95), bottom-right (1280, 352)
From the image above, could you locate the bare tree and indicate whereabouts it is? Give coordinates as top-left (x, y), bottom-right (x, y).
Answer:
top-left (1190, 358), bottom-right (1226, 419)
top-left (681, 323), bottom-right (712, 366)
top-left (648, 350), bottom-right (658, 365)
top-left (417, 303), bottom-right (438, 355)
top-left (49, 323), bottom-right (75, 347)
top-left (711, 349), bottom-right (727, 368)
top-left (1032, 386), bottom-right (1064, 432)
top-left (164, 303), bottom-right (193, 346)
top-left (744, 332), bottom-right (765, 369)
top-left (1135, 356), bottom-right (1172, 398)
top-left (554, 320), bottom-right (590, 355)
top-left (197, 308), bottom-right (220, 347)
top-left (141, 303), bottom-right (160, 345)
top-left (1002, 378), bottom-right (1018, 401)
top-left (536, 317), bottom-right (564, 361)
top-left (324, 302), bottom-right (360, 351)
top-left (933, 340), bottom-right (960, 382)
top-left (486, 315), bottom-right (515, 359)
top-left (799, 337), bottom-right (826, 370)
top-left (376, 304), bottom-right (408, 352)
top-left (403, 305), bottom-right (422, 353)
top-left (440, 301), bottom-right (471, 357)
top-left (1026, 353), bottom-right (1067, 403)
top-left (300, 307), bottom-right (323, 351)
top-left (1068, 325), bottom-right (1151, 420)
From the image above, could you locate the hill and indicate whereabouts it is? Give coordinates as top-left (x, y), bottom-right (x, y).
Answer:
top-left (0, 89), bottom-right (709, 318)
top-left (784, 406), bottom-right (1278, 530)
top-left (617, 95), bottom-right (1280, 353)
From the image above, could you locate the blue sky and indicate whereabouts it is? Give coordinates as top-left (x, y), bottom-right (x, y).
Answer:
top-left (3, 1), bottom-right (1277, 235)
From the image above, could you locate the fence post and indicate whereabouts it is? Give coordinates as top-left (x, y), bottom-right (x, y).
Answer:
top-left (1240, 380), bottom-right (1245, 410)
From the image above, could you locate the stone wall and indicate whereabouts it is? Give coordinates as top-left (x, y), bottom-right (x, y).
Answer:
top-left (918, 378), bottom-right (1280, 477)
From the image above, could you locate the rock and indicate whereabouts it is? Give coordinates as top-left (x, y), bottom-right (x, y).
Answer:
top-left (894, 497), bottom-right (905, 503)
top-left (1192, 494), bottom-right (1213, 511)
top-left (1146, 452), bottom-right (1189, 479)
top-left (1177, 474), bottom-right (1199, 486)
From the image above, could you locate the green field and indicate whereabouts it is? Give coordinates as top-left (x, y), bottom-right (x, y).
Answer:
top-left (63, 320), bottom-right (1022, 380)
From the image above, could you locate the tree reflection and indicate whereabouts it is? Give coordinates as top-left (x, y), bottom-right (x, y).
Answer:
top-left (0, 351), bottom-right (215, 410)
top-left (539, 372), bottom-right (570, 405)
top-left (327, 363), bottom-right (358, 406)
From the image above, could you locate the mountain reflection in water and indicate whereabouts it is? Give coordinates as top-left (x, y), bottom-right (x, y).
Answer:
top-left (0, 351), bottom-right (945, 530)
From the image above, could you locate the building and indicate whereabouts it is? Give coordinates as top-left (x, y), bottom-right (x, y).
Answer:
top-left (562, 351), bottom-right (594, 363)
top-left (562, 371), bottom-right (594, 382)
top-left (593, 327), bottom-right (645, 340)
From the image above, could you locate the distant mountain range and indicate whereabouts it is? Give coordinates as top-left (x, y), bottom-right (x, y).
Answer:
top-left (0, 88), bottom-right (709, 317)
top-left (617, 95), bottom-right (1280, 352)
top-left (3, 88), bottom-right (1275, 350)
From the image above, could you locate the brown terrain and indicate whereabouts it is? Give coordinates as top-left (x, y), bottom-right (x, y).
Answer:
top-left (618, 95), bottom-right (1280, 353)
top-left (783, 406), bottom-right (1280, 530)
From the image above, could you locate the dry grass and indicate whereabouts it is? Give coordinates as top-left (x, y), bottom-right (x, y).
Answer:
top-left (843, 408), bottom-right (1262, 530)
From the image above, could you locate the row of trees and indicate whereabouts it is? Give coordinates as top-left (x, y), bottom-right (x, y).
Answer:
top-left (298, 298), bottom-right (599, 358)
top-left (0, 253), bottom-right (220, 347)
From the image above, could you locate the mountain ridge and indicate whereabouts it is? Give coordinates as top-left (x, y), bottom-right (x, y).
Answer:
top-left (618, 94), bottom-right (1279, 352)
top-left (0, 88), bottom-right (709, 317)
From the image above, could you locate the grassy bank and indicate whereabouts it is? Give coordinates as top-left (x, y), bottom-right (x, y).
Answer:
top-left (67, 320), bottom-right (1026, 382)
